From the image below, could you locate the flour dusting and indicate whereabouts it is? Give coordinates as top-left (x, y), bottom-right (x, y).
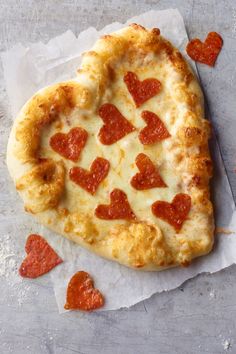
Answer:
top-left (222, 339), bottom-right (232, 351)
top-left (0, 234), bottom-right (31, 305)
top-left (209, 290), bottom-right (216, 300)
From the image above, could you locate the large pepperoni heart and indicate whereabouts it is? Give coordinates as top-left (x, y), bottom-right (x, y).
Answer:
top-left (64, 271), bottom-right (104, 311)
top-left (50, 127), bottom-right (88, 162)
top-left (95, 188), bottom-right (136, 220)
top-left (131, 153), bottom-right (167, 190)
top-left (19, 234), bottom-right (63, 278)
top-left (186, 32), bottom-right (223, 67)
top-left (98, 103), bottom-right (135, 145)
top-left (124, 71), bottom-right (162, 107)
top-left (69, 157), bottom-right (110, 195)
top-left (139, 111), bottom-right (171, 145)
top-left (152, 193), bottom-right (191, 232)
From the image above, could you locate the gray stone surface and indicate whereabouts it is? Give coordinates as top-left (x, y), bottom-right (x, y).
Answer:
top-left (0, 0), bottom-right (236, 353)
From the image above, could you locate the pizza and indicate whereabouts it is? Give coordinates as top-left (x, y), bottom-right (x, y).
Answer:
top-left (7, 24), bottom-right (214, 271)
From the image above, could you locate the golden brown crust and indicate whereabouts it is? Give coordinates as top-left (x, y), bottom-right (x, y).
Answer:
top-left (108, 223), bottom-right (174, 268)
top-left (16, 159), bottom-right (65, 213)
top-left (14, 83), bottom-right (92, 163)
top-left (7, 24), bottom-right (214, 271)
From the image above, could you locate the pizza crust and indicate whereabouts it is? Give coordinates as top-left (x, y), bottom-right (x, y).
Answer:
top-left (7, 24), bottom-right (214, 271)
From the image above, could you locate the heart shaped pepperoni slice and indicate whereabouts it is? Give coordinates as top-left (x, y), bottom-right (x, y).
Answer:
top-left (95, 189), bottom-right (136, 221)
top-left (186, 32), bottom-right (223, 66)
top-left (50, 127), bottom-right (88, 162)
top-left (131, 153), bottom-right (167, 190)
top-left (69, 157), bottom-right (110, 195)
top-left (19, 234), bottom-right (63, 278)
top-left (98, 104), bottom-right (135, 145)
top-left (139, 111), bottom-right (171, 145)
top-left (124, 71), bottom-right (162, 107)
top-left (64, 271), bottom-right (104, 311)
top-left (152, 193), bottom-right (191, 232)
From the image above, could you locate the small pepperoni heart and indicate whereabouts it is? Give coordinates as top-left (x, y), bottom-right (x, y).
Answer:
top-left (139, 111), bottom-right (171, 145)
top-left (186, 32), bottom-right (223, 66)
top-left (98, 104), bottom-right (135, 145)
top-left (19, 234), bottom-right (63, 278)
top-left (152, 193), bottom-right (191, 232)
top-left (95, 189), bottom-right (136, 221)
top-left (131, 153), bottom-right (167, 190)
top-left (64, 271), bottom-right (104, 311)
top-left (124, 71), bottom-right (162, 107)
top-left (50, 127), bottom-right (88, 162)
top-left (69, 157), bottom-right (110, 195)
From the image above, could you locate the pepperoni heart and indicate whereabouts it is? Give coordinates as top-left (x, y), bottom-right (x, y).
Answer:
top-left (95, 189), bottom-right (136, 220)
top-left (64, 271), bottom-right (104, 311)
top-left (69, 157), bottom-right (110, 195)
top-left (186, 32), bottom-right (223, 67)
top-left (50, 127), bottom-right (88, 162)
top-left (124, 71), bottom-right (162, 107)
top-left (19, 234), bottom-right (63, 278)
top-left (152, 193), bottom-right (191, 232)
top-left (98, 103), bottom-right (135, 145)
top-left (131, 153), bottom-right (167, 190)
top-left (139, 111), bottom-right (171, 145)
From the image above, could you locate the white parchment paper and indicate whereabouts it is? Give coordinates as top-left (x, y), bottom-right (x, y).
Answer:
top-left (2, 9), bottom-right (236, 313)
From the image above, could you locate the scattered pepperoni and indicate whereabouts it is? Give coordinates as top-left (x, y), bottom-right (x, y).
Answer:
top-left (139, 111), bottom-right (171, 145)
top-left (131, 153), bottom-right (167, 190)
top-left (95, 189), bottom-right (136, 221)
top-left (19, 234), bottom-right (63, 278)
top-left (152, 193), bottom-right (191, 232)
top-left (98, 103), bottom-right (135, 145)
top-left (64, 271), bottom-right (104, 311)
top-left (69, 157), bottom-right (110, 195)
top-left (186, 32), bottom-right (223, 66)
top-left (124, 71), bottom-right (162, 107)
top-left (50, 127), bottom-right (88, 162)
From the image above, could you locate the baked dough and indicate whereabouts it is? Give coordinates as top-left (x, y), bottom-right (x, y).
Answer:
top-left (7, 24), bottom-right (214, 270)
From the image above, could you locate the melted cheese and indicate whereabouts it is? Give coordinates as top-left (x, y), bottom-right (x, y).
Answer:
top-left (41, 51), bottom-right (183, 235)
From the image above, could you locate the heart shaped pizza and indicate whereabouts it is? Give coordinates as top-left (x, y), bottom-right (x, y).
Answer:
top-left (7, 24), bottom-right (214, 270)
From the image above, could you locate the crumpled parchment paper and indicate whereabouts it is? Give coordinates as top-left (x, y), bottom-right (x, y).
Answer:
top-left (2, 9), bottom-right (236, 313)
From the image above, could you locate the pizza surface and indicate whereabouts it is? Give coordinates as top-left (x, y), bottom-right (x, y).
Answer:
top-left (7, 24), bottom-right (214, 270)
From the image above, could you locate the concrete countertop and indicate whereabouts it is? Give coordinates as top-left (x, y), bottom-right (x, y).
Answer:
top-left (0, 1), bottom-right (236, 353)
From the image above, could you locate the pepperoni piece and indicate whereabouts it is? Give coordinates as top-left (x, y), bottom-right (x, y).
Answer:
top-left (95, 189), bottom-right (136, 220)
top-left (69, 157), bottom-right (110, 195)
top-left (50, 127), bottom-right (88, 162)
top-left (151, 193), bottom-right (191, 232)
top-left (139, 111), bottom-right (171, 145)
top-left (19, 234), bottom-right (63, 278)
top-left (98, 104), bottom-right (135, 145)
top-left (64, 271), bottom-right (104, 311)
top-left (124, 71), bottom-right (162, 107)
top-left (186, 32), bottom-right (223, 67)
top-left (131, 153), bottom-right (167, 190)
